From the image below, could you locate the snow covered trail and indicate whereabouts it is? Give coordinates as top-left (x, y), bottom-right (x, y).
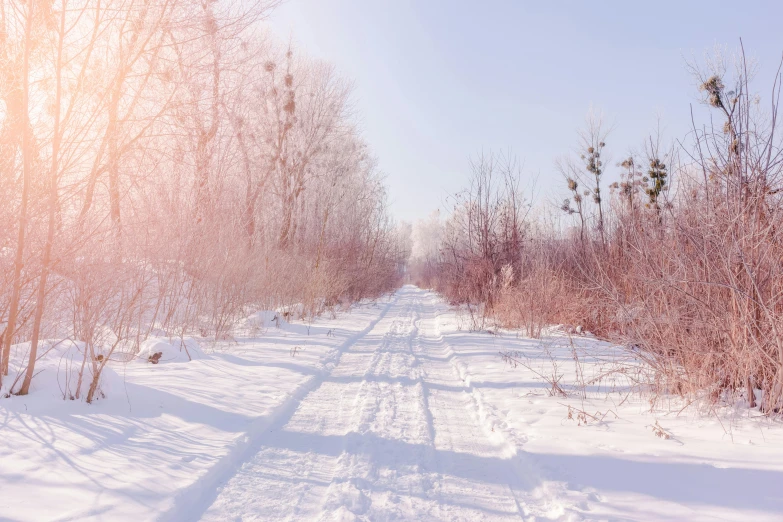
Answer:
top-left (199, 286), bottom-right (538, 521)
top-left (196, 285), bottom-right (783, 522)
top-left (4, 285), bottom-right (783, 521)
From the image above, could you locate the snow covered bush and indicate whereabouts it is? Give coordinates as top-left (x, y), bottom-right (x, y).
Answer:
top-left (1, 341), bottom-right (121, 402)
top-left (137, 338), bottom-right (208, 364)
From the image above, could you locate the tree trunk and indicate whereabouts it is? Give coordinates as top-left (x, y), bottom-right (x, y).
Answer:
top-left (20, 2), bottom-right (64, 396)
top-left (1, 0), bottom-right (34, 383)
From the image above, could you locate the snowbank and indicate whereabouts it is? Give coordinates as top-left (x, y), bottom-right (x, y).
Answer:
top-left (137, 337), bottom-right (208, 364)
top-left (2, 340), bottom-right (122, 401)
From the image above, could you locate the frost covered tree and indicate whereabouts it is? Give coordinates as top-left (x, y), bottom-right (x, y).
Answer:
top-left (0, 0), bottom-right (406, 400)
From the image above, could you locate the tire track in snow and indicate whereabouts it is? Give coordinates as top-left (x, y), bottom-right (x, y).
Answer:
top-left (157, 293), bottom-right (400, 522)
top-left (311, 289), bottom-right (530, 520)
top-left (197, 293), bottom-right (421, 521)
top-left (313, 297), bottom-right (436, 520)
top-left (414, 293), bottom-right (530, 520)
top-left (197, 287), bottom-right (546, 521)
top-left (427, 290), bottom-right (580, 520)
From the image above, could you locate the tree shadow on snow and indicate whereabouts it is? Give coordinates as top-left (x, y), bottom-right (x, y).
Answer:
top-left (256, 428), bottom-right (783, 515)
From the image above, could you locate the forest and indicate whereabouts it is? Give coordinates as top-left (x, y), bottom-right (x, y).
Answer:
top-left (0, 0), bottom-right (409, 399)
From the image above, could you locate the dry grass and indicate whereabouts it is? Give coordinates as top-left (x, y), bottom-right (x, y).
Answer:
top-left (425, 47), bottom-right (783, 415)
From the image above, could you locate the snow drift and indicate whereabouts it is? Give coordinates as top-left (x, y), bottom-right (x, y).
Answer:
top-left (1, 340), bottom-right (122, 401)
top-left (137, 337), bottom-right (208, 364)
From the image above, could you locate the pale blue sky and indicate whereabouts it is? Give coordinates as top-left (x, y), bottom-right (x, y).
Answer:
top-left (264, 1), bottom-right (783, 222)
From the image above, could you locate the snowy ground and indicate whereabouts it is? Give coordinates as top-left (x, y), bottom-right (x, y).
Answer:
top-left (2, 285), bottom-right (783, 521)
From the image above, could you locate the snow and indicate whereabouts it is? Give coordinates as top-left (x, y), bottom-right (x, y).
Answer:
top-left (137, 337), bottom-right (209, 364)
top-left (1, 339), bottom-right (122, 401)
top-left (2, 286), bottom-right (783, 521)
